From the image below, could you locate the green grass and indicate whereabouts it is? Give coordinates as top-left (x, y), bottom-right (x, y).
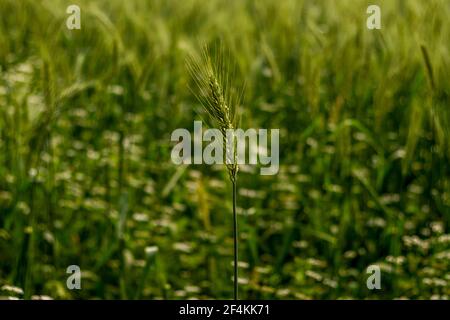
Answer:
top-left (0, 0), bottom-right (449, 299)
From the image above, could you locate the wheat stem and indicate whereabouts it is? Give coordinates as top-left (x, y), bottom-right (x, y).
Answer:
top-left (187, 46), bottom-right (242, 299)
top-left (232, 179), bottom-right (238, 300)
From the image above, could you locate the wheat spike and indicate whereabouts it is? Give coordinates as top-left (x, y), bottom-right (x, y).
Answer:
top-left (187, 46), bottom-right (240, 182)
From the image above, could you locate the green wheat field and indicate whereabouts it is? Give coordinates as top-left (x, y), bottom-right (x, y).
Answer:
top-left (0, 0), bottom-right (449, 300)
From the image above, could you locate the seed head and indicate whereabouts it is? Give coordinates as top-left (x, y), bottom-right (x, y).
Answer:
top-left (187, 46), bottom-right (243, 181)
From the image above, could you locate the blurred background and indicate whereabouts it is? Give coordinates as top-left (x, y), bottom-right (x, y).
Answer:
top-left (0, 0), bottom-right (449, 299)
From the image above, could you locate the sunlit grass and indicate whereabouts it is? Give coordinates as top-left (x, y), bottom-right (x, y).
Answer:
top-left (0, 0), bottom-right (448, 300)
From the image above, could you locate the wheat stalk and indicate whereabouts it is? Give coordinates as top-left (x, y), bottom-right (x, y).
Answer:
top-left (187, 46), bottom-right (242, 299)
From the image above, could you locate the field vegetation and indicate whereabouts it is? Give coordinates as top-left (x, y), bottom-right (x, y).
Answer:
top-left (0, 0), bottom-right (449, 299)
